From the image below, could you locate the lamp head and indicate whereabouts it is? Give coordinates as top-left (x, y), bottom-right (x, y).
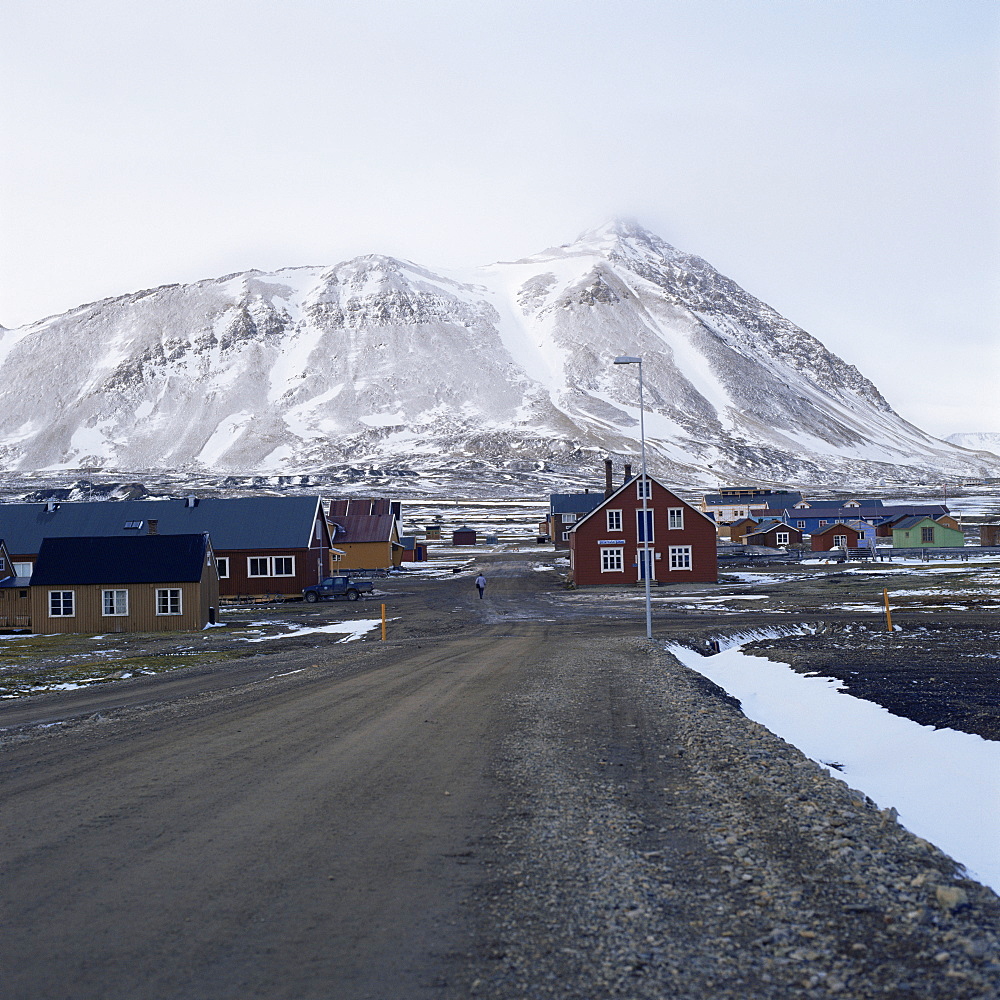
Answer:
top-left (614, 355), bottom-right (642, 365)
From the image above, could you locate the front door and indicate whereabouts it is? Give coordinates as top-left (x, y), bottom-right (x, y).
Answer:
top-left (637, 548), bottom-right (656, 581)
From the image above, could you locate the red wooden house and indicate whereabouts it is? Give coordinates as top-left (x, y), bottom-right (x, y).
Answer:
top-left (810, 522), bottom-right (865, 551)
top-left (568, 476), bottom-right (717, 586)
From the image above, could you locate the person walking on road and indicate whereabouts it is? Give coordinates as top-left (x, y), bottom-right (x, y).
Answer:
top-left (475, 573), bottom-right (487, 599)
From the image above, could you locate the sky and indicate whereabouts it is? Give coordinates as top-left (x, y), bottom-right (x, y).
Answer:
top-left (3, 0), bottom-right (998, 437)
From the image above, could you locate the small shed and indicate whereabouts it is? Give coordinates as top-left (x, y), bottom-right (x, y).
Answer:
top-left (981, 523), bottom-right (1000, 546)
top-left (400, 536), bottom-right (428, 562)
top-left (451, 525), bottom-right (477, 546)
top-left (723, 517), bottom-right (759, 543)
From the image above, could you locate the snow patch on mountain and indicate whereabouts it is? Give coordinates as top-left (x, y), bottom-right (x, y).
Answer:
top-left (944, 432), bottom-right (1000, 457)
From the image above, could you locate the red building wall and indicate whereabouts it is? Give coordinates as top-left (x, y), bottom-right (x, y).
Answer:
top-left (810, 525), bottom-right (862, 551)
top-left (569, 479), bottom-right (717, 586)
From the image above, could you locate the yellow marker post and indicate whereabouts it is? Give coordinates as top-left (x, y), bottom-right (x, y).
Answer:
top-left (883, 588), bottom-right (892, 633)
top-left (381, 603), bottom-right (387, 641)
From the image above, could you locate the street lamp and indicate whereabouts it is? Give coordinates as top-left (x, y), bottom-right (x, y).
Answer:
top-left (614, 355), bottom-right (653, 639)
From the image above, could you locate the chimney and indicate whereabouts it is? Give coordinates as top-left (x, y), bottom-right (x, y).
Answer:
top-left (604, 458), bottom-right (614, 497)
top-left (185, 496), bottom-right (198, 508)
top-left (147, 519), bottom-right (159, 535)
top-left (624, 463), bottom-right (633, 483)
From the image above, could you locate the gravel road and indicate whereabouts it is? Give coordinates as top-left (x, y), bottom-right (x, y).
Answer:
top-left (1, 553), bottom-right (998, 999)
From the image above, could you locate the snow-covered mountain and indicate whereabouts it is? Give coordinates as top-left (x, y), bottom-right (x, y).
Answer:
top-left (1, 221), bottom-right (996, 485)
top-left (944, 432), bottom-right (1000, 457)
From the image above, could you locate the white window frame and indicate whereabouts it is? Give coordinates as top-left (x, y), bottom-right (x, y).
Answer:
top-left (562, 513), bottom-right (577, 524)
top-left (775, 532), bottom-right (790, 546)
top-left (247, 556), bottom-right (296, 578)
top-left (606, 509), bottom-right (622, 532)
top-left (0, 557), bottom-right (5, 573)
top-left (818, 520), bottom-right (828, 526)
top-left (667, 507), bottom-right (684, 530)
top-left (636, 509), bottom-right (654, 543)
top-left (833, 535), bottom-right (847, 548)
top-left (796, 520), bottom-right (806, 529)
top-left (216, 556), bottom-right (229, 579)
top-left (600, 547), bottom-right (624, 572)
top-left (561, 531), bottom-right (570, 541)
top-left (156, 588), bottom-right (183, 615)
top-left (272, 556), bottom-right (295, 577)
top-left (102, 589), bottom-right (128, 616)
top-left (668, 546), bottom-right (692, 570)
top-left (636, 479), bottom-right (651, 499)
top-left (49, 590), bottom-right (75, 617)
top-left (13, 561), bottom-right (32, 577)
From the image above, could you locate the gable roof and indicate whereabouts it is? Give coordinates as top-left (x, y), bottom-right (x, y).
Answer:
top-left (30, 534), bottom-right (212, 586)
top-left (329, 513), bottom-right (398, 544)
top-left (570, 476), bottom-right (715, 532)
top-left (550, 492), bottom-right (607, 515)
top-left (891, 515), bottom-right (942, 532)
top-left (0, 496), bottom-right (325, 554)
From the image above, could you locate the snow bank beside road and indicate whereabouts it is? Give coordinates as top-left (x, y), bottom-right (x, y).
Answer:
top-left (670, 642), bottom-right (1000, 891)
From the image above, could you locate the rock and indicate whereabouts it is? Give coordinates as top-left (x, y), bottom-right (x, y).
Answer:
top-left (935, 886), bottom-right (969, 912)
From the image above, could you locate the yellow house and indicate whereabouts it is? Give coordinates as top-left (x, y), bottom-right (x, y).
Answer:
top-left (327, 509), bottom-right (403, 572)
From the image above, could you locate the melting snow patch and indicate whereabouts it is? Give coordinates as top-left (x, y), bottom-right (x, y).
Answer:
top-left (669, 640), bottom-right (1000, 892)
top-left (241, 619), bottom-right (384, 643)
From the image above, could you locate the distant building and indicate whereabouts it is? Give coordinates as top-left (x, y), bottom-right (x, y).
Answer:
top-left (891, 517), bottom-right (964, 550)
top-left (701, 488), bottom-right (802, 523)
top-left (744, 519), bottom-right (803, 548)
top-left (452, 526), bottom-right (477, 546)
top-left (569, 476), bottom-right (717, 586)
top-left (548, 491), bottom-right (606, 549)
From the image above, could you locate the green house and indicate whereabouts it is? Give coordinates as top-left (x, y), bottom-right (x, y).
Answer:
top-left (891, 516), bottom-right (964, 549)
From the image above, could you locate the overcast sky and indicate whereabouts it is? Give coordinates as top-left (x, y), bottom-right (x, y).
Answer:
top-left (3, 0), bottom-right (998, 437)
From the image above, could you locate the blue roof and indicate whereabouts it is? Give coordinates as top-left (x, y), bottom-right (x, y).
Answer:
top-left (30, 534), bottom-right (211, 586)
top-left (0, 496), bottom-right (323, 555)
top-left (550, 492), bottom-right (607, 515)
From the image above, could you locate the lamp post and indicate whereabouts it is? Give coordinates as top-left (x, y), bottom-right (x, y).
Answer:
top-left (614, 355), bottom-right (653, 639)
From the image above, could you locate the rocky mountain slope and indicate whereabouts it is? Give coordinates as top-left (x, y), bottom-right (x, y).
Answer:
top-left (1, 221), bottom-right (996, 485)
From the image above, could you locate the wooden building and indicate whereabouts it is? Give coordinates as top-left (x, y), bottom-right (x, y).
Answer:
top-left (744, 519), bottom-right (802, 548)
top-left (0, 539), bottom-right (31, 630)
top-left (982, 523), bottom-right (1000, 546)
top-left (326, 498), bottom-right (403, 571)
top-left (891, 517), bottom-right (964, 550)
top-left (569, 476), bottom-right (717, 586)
top-left (29, 534), bottom-right (219, 634)
top-left (548, 491), bottom-right (609, 549)
top-left (451, 526), bottom-right (477, 546)
top-left (725, 517), bottom-right (762, 544)
top-left (810, 522), bottom-right (868, 552)
top-left (0, 496), bottom-right (334, 598)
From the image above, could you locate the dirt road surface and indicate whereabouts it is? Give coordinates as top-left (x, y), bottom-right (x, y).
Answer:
top-left (2, 555), bottom-right (999, 999)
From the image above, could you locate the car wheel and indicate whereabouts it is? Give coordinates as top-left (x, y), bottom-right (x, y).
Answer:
top-left (305, 591), bottom-right (319, 603)
top-left (346, 589), bottom-right (360, 601)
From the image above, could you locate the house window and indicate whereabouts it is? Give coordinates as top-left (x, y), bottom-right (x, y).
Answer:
top-left (123, 520), bottom-right (144, 530)
top-left (818, 520), bottom-right (828, 527)
top-left (601, 547), bottom-right (624, 572)
top-left (0, 558), bottom-right (5, 573)
top-left (49, 590), bottom-right (75, 616)
top-left (247, 556), bottom-right (296, 577)
top-left (637, 509), bottom-right (654, 542)
top-left (607, 510), bottom-right (622, 532)
top-left (921, 526), bottom-right (935, 543)
top-left (563, 513), bottom-right (577, 524)
top-left (669, 546), bottom-right (692, 570)
top-left (776, 532), bottom-right (789, 546)
top-left (102, 589), bottom-right (128, 616)
top-left (796, 520), bottom-right (806, 529)
top-left (636, 479), bottom-right (651, 499)
top-left (562, 532), bottom-right (570, 541)
top-left (833, 535), bottom-right (847, 548)
top-left (156, 589), bottom-right (182, 615)
top-left (216, 557), bottom-right (229, 579)
top-left (272, 556), bottom-right (294, 576)
top-left (667, 508), bottom-right (684, 529)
